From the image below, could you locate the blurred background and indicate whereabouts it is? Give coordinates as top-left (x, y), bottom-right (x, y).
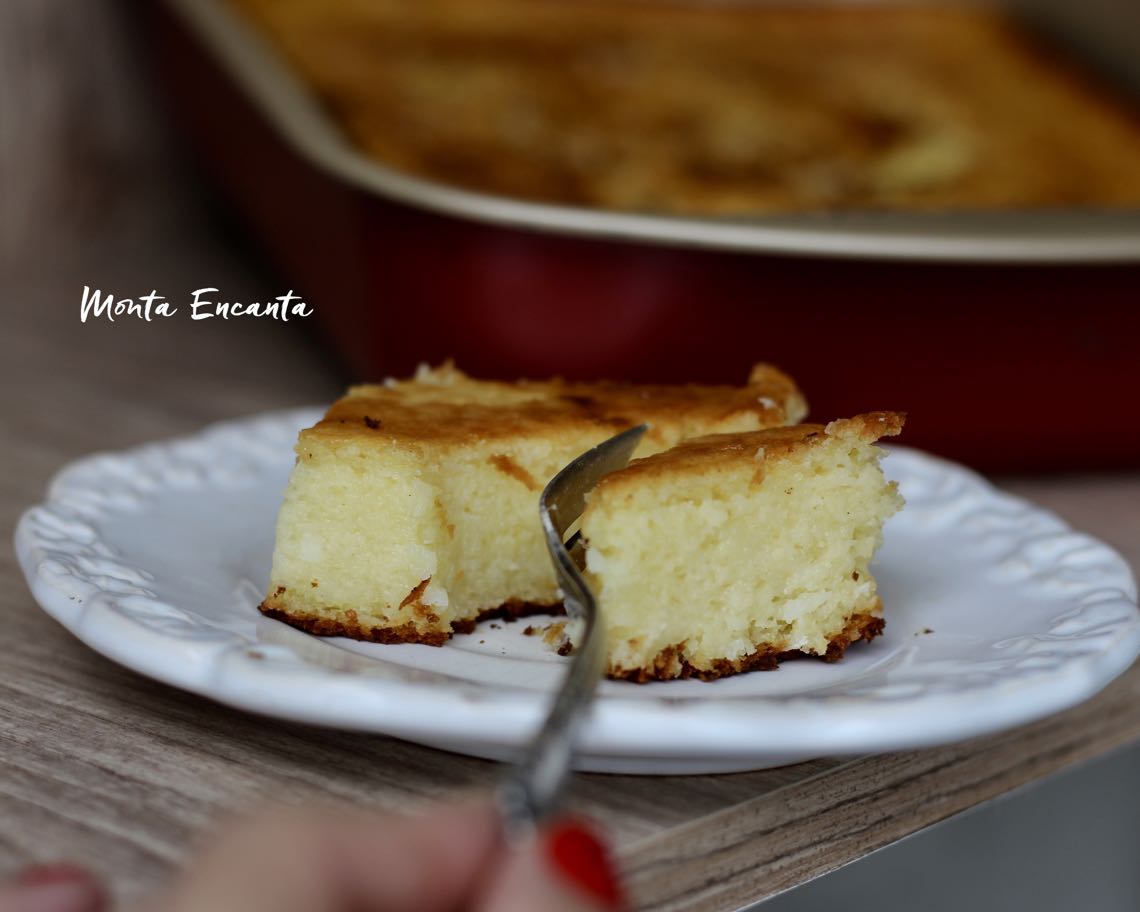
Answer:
top-left (5, 0), bottom-right (1140, 471)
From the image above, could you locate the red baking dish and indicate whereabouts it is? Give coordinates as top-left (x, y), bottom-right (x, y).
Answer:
top-left (143, 0), bottom-right (1140, 471)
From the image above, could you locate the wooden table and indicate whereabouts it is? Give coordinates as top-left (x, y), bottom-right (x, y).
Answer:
top-left (3, 217), bottom-right (1140, 912)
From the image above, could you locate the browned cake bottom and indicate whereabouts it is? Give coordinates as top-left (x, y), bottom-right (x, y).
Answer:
top-left (608, 607), bottom-right (886, 683)
top-left (260, 595), bottom-right (884, 682)
top-left (258, 596), bottom-right (562, 645)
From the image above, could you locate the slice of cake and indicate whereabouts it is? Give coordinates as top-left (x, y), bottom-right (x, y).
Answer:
top-left (260, 363), bottom-right (806, 645)
top-left (579, 412), bottom-right (904, 681)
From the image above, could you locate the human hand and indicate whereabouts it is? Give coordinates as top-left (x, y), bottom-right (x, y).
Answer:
top-left (0, 799), bottom-right (625, 912)
top-left (0, 864), bottom-right (105, 912)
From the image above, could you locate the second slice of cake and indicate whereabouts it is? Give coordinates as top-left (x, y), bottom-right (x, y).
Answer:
top-left (580, 412), bottom-right (905, 681)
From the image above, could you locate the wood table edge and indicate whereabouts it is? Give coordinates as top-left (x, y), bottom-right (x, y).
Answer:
top-left (616, 661), bottom-right (1140, 911)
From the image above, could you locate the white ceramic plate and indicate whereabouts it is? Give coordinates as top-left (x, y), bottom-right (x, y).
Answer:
top-left (15, 409), bottom-right (1140, 774)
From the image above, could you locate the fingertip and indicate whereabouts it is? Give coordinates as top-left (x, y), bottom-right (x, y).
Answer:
top-left (420, 793), bottom-right (502, 835)
top-left (475, 814), bottom-right (626, 912)
top-left (13, 864), bottom-right (98, 889)
top-left (2, 863), bottom-right (106, 912)
top-left (322, 795), bottom-right (504, 911)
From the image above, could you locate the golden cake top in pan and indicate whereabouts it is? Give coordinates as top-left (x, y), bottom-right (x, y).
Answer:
top-left (228, 0), bottom-right (1140, 215)
top-left (305, 361), bottom-right (807, 449)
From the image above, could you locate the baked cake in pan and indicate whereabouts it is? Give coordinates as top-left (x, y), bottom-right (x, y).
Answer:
top-left (580, 413), bottom-right (905, 681)
top-left (260, 363), bottom-right (806, 646)
top-left (229, 0), bottom-right (1140, 215)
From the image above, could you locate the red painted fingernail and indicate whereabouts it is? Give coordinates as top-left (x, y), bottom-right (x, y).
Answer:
top-left (14, 864), bottom-right (96, 889)
top-left (10, 864), bottom-right (104, 912)
top-left (544, 818), bottom-right (625, 909)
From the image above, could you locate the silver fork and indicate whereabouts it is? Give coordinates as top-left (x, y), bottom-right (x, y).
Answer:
top-left (497, 423), bottom-right (648, 841)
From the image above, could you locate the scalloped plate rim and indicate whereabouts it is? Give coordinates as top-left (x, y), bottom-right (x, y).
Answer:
top-left (14, 407), bottom-right (1140, 772)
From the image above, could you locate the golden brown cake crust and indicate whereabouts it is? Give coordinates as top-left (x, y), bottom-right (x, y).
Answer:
top-left (608, 608), bottom-right (886, 683)
top-left (591, 410), bottom-right (905, 496)
top-left (305, 362), bottom-right (805, 449)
